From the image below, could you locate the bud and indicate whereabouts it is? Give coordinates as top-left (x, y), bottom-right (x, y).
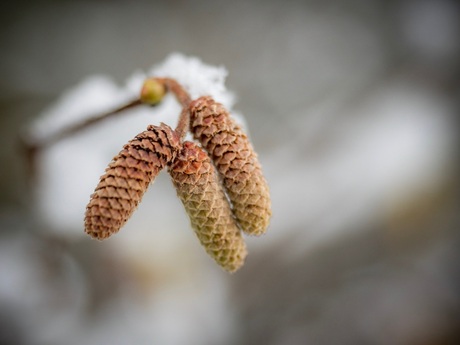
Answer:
top-left (169, 141), bottom-right (247, 272)
top-left (189, 96), bottom-right (271, 235)
top-left (85, 123), bottom-right (180, 239)
top-left (140, 78), bottom-right (166, 105)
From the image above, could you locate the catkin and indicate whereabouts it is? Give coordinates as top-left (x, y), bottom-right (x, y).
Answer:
top-left (169, 141), bottom-right (247, 272)
top-left (189, 96), bottom-right (271, 235)
top-left (85, 123), bottom-right (180, 240)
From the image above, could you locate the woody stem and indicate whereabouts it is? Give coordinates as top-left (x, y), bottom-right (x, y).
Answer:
top-left (156, 78), bottom-right (192, 139)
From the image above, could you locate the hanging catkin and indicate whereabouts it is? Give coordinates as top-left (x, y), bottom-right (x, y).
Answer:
top-left (169, 141), bottom-right (247, 272)
top-left (189, 96), bottom-right (271, 236)
top-left (85, 123), bottom-right (180, 239)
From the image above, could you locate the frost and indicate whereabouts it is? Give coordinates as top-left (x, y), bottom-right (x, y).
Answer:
top-left (148, 53), bottom-right (236, 108)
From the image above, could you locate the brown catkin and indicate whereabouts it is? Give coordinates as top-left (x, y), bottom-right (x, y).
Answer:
top-left (189, 96), bottom-right (271, 235)
top-left (169, 141), bottom-right (247, 272)
top-left (85, 123), bottom-right (180, 240)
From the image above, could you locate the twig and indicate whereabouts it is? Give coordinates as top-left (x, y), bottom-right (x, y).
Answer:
top-left (22, 77), bottom-right (193, 180)
top-left (20, 99), bottom-right (143, 182)
top-left (35, 99), bottom-right (143, 151)
top-left (156, 78), bottom-right (192, 139)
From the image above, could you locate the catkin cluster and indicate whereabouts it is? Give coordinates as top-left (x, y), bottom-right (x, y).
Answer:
top-left (85, 78), bottom-right (270, 272)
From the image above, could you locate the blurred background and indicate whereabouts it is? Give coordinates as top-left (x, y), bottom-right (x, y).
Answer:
top-left (1, 0), bottom-right (459, 344)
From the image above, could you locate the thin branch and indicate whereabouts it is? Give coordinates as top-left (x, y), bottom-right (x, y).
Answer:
top-left (22, 77), bottom-right (194, 180)
top-left (156, 78), bottom-right (192, 139)
top-left (29, 98), bottom-right (143, 152)
top-left (21, 98), bottom-right (143, 181)
top-left (159, 78), bottom-right (192, 108)
top-left (175, 106), bottom-right (191, 139)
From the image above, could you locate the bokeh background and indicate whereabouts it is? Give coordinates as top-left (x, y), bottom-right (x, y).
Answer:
top-left (1, 0), bottom-right (459, 344)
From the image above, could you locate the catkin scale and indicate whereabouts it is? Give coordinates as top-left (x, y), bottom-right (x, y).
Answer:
top-left (169, 141), bottom-right (247, 272)
top-left (85, 123), bottom-right (180, 239)
top-left (189, 96), bottom-right (271, 235)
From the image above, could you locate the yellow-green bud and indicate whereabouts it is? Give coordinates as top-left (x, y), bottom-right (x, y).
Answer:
top-left (140, 78), bottom-right (166, 105)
